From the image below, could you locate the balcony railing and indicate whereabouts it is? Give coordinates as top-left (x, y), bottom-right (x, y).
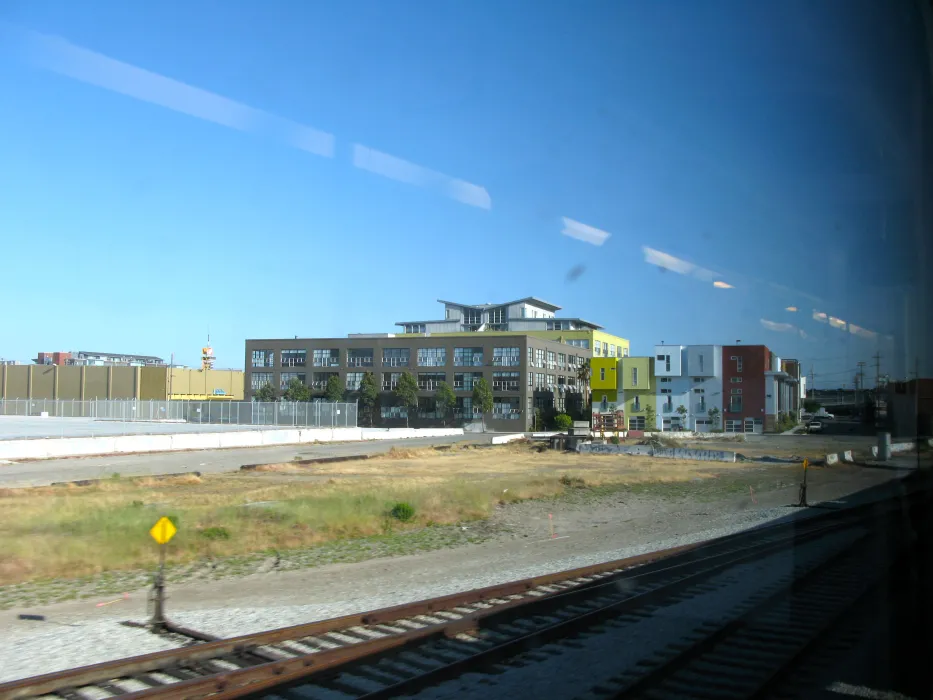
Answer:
top-left (453, 382), bottom-right (475, 391)
top-left (492, 381), bottom-right (519, 392)
top-left (382, 358), bottom-right (409, 367)
top-left (493, 409), bottom-right (522, 419)
top-left (662, 404), bottom-right (674, 413)
top-left (281, 358), bottom-right (306, 367)
top-left (347, 357), bottom-right (374, 367)
top-left (454, 356), bottom-right (484, 367)
top-left (313, 359), bottom-right (340, 367)
top-left (418, 381), bottom-right (442, 391)
top-left (492, 358), bottom-right (520, 367)
top-left (383, 382), bottom-right (398, 391)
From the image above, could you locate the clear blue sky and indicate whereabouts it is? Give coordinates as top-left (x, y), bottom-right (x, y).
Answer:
top-left (0, 1), bottom-right (928, 386)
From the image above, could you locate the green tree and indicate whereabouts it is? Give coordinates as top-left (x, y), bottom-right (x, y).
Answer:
top-left (358, 372), bottom-right (379, 426)
top-left (254, 383), bottom-right (277, 402)
top-left (393, 372), bottom-right (419, 428)
top-left (472, 378), bottom-right (494, 432)
top-left (675, 404), bottom-right (687, 429)
top-left (554, 413), bottom-right (573, 432)
top-left (576, 360), bottom-right (591, 414)
top-left (325, 375), bottom-right (344, 403)
top-left (707, 406), bottom-right (721, 429)
top-left (803, 399), bottom-right (821, 414)
top-left (643, 403), bottom-right (655, 431)
top-left (434, 381), bottom-right (456, 426)
top-left (282, 378), bottom-right (311, 402)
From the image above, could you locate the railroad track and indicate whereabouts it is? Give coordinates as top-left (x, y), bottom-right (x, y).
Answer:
top-left (1, 491), bottom-right (912, 700)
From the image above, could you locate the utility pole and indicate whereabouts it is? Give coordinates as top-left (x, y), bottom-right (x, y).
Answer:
top-left (856, 361), bottom-right (866, 411)
top-left (873, 351), bottom-right (882, 429)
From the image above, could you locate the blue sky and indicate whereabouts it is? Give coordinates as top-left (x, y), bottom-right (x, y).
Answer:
top-left (0, 1), bottom-right (928, 386)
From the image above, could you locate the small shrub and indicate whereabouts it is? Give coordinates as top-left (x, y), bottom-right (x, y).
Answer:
top-left (199, 526), bottom-right (230, 541)
top-left (131, 500), bottom-right (144, 508)
top-left (559, 474), bottom-right (586, 489)
top-left (389, 502), bottom-right (415, 522)
top-left (553, 414), bottom-right (573, 432)
top-left (609, 436), bottom-right (621, 445)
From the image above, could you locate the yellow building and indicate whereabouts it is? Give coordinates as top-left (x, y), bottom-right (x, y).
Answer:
top-left (0, 365), bottom-right (244, 401)
top-left (590, 357), bottom-right (619, 413)
top-left (619, 356), bottom-right (656, 431)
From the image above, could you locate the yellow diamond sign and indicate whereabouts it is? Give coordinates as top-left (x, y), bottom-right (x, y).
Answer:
top-left (149, 516), bottom-right (177, 545)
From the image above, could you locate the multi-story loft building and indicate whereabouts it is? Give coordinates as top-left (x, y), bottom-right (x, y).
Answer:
top-left (244, 334), bottom-right (589, 431)
top-left (722, 344), bottom-right (799, 433)
top-left (619, 356), bottom-right (655, 431)
top-left (652, 344), bottom-right (724, 432)
top-left (395, 297), bottom-right (630, 359)
top-left (34, 350), bottom-right (166, 367)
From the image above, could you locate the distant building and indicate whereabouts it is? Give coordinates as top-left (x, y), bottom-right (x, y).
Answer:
top-left (884, 378), bottom-right (933, 438)
top-left (34, 350), bottom-right (165, 367)
top-left (722, 345), bottom-right (799, 433)
top-left (0, 365), bottom-right (243, 401)
top-left (395, 297), bottom-right (630, 358)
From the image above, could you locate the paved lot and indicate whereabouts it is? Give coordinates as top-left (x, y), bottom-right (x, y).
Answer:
top-left (0, 434), bottom-right (486, 488)
top-left (0, 416), bottom-right (309, 440)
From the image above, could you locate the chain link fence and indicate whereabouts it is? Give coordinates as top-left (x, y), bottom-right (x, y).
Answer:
top-left (0, 399), bottom-right (357, 428)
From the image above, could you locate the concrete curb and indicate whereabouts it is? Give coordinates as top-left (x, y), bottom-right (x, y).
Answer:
top-left (0, 427), bottom-right (465, 461)
top-left (50, 471), bottom-right (203, 487)
top-left (491, 434), bottom-right (526, 445)
top-left (240, 454), bottom-right (371, 471)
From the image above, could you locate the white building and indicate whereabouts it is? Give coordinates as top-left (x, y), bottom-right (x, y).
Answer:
top-left (654, 344), bottom-right (724, 432)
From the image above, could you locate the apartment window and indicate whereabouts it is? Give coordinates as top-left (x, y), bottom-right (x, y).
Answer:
top-left (453, 372), bottom-right (482, 391)
top-left (454, 347), bottom-right (484, 366)
top-left (280, 372), bottom-right (305, 390)
top-left (594, 340), bottom-right (602, 355)
top-left (280, 350), bottom-right (306, 367)
top-left (492, 347), bottom-right (520, 366)
top-left (493, 397), bottom-right (521, 418)
top-left (694, 388), bottom-right (705, 394)
top-left (463, 309), bottom-right (482, 326)
top-left (547, 374), bottom-right (556, 388)
top-left (345, 372), bottom-right (364, 391)
top-left (731, 388), bottom-right (743, 394)
top-left (311, 372), bottom-right (337, 389)
top-left (632, 396), bottom-right (641, 411)
top-left (528, 347), bottom-right (534, 365)
top-left (599, 367), bottom-right (606, 381)
top-left (417, 397), bottom-right (442, 419)
top-left (660, 378), bottom-right (671, 383)
top-left (347, 349), bottom-right (374, 367)
top-left (535, 373), bottom-right (545, 388)
top-left (698, 355), bottom-right (705, 373)
top-left (251, 350), bottom-right (274, 368)
top-left (381, 406), bottom-right (408, 419)
top-left (489, 307), bottom-right (506, 324)
top-left (698, 399), bottom-right (707, 412)
top-left (629, 416), bottom-right (646, 430)
top-left (661, 388), bottom-right (672, 394)
top-left (418, 372), bottom-right (446, 391)
top-left (403, 324), bottom-right (426, 334)
top-left (312, 349), bottom-right (340, 367)
top-left (250, 372), bottom-right (273, 391)
top-left (694, 377), bottom-right (704, 383)
top-left (731, 377), bottom-right (743, 383)
top-left (729, 396), bottom-right (743, 412)
top-left (492, 371), bottom-right (520, 392)
top-left (735, 356), bottom-right (743, 372)
top-left (528, 372), bottom-right (533, 387)
top-left (383, 372), bottom-right (401, 391)
top-left (382, 348), bottom-right (410, 367)
top-left (666, 356), bottom-right (671, 371)
top-left (631, 367), bottom-right (639, 386)
top-left (534, 348), bottom-right (546, 368)
top-left (609, 344), bottom-right (616, 357)
top-left (417, 347), bottom-right (446, 366)
top-left (566, 339), bottom-right (590, 349)
top-left (545, 351), bottom-right (556, 369)
top-left (455, 397), bottom-right (474, 418)
top-left (558, 353), bottom-right (566, 368)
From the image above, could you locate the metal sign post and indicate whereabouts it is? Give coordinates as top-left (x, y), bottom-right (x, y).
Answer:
top-left (797, 458), bottom-right (809, 507)
top-left (149, 516), bottom-right (177, 631)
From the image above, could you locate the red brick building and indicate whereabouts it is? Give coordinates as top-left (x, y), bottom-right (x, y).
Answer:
top-left (721, 345), bottom-right (770, 433)
top-left (34, 351), bottom-right (72, 366)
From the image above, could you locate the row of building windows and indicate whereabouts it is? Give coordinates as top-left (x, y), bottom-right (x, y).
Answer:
top-left (379, 395), bottom-right (523, 420)
top-left (250, 371), bottom-right (565, 393)
top-left (254, 346), bottom-right (590, 370)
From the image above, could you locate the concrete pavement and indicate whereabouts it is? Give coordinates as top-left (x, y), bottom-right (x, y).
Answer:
top-left (0, 434), bottom-right (486, 488)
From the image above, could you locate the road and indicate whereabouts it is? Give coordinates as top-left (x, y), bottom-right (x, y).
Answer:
top-left (0, 434), bottom-right (486, 488)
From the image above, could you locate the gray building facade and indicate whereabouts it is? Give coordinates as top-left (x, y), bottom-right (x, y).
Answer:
top-left (245, 335), bottom-right (590, 431)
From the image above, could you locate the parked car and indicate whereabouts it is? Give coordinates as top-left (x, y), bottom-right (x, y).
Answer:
top-left (807, 421), bottom-right (823, 433)
top-left (816, 411), bottom-right (835, 420)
